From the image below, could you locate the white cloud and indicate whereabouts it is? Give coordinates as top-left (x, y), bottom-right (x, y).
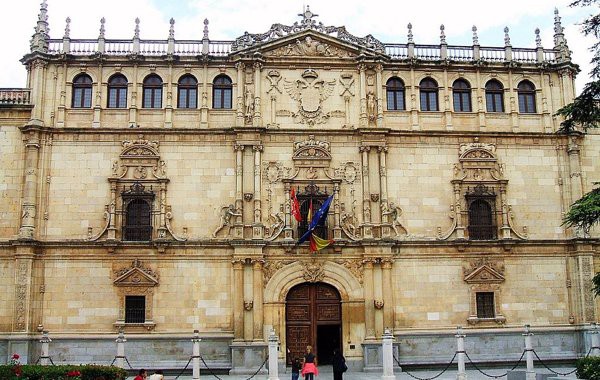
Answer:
top-left (0, 0), bottom-right (594, 92)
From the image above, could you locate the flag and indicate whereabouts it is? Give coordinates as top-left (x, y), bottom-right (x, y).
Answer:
top-left (291, 188), bottom-right (302, 222)
top-left (307, 199), bottom-right (313, 224)
top-left (297, 195), bottom-right (334, 245)
top-left (309, 233), bottom-right (333, 252)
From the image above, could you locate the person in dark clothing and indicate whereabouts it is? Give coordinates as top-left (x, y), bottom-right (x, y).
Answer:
top-left (332, 349), bottom-right (347, 380)
top-left (291, 357), bottom-right (301, 380)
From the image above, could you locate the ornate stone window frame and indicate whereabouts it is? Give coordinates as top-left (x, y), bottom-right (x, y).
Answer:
top-left (464, 259), bottom-right (506, 325)
top-left (113, 259), bottom-right (158, 331)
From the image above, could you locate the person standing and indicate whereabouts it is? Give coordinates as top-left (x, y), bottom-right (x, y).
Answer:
top-left (147, 370), bottom-right (163, 380)
top-left (133, 369), bottom-right (147, 380)
top-left (291, 357), bottom-right (301, 380)
top-left (332, 349), bottom-right (347, 380)
top-left (301, 345), bottom-right (318, 380)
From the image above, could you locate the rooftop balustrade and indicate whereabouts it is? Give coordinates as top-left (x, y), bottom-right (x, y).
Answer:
top-left (0, 89), bottom-right (31, 105)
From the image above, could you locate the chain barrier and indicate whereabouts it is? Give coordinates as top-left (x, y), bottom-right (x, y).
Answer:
top-left (173, 356), bottom-right (194, 380)
top-left (531, 349), bottom-right (578, 376)
top-left (34, 356), bottom-right (56, 366)
top-left (464, 350), bottom-right (526, 379)
top-left (109, 355), bottom-right (134, 369)
top-left (198, 354), bottom-right (268, 380)
top-left (394, 352), bottom-right (457, 380)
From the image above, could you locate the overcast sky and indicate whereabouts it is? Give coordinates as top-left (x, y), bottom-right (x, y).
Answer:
top-left (0, 0), bottom-right (595, 93)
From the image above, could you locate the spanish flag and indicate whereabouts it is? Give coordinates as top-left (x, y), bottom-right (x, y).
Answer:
top-left (309, 233), bottom-right (334, 252)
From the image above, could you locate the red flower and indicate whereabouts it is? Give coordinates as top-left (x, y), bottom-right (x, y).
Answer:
top-left (67, 370), bottom-right (81, 377)
top-left (12, 353), bottom-right (19, 360)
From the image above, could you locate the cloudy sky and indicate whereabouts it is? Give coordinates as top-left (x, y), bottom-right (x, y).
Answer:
top-left (0, 0), bottom-right (595, 93)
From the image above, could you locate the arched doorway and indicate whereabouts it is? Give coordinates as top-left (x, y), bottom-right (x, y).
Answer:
top-left (286, 282), bottom-right (341, 365)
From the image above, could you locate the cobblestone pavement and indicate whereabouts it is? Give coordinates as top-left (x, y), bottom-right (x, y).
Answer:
top-left (137, 364), bottom-right (577, 380)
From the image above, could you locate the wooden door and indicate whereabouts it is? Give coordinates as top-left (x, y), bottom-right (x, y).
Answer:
top-left (286, 282), bottom-right (341, 364)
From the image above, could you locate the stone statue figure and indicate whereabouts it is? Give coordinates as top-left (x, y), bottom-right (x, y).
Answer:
top-left (381, 202), bottom-right (407, 236)
top-left (341, 212), bottom-right (358, 238)
top-left (367, 91), bottom-right (376, 121)
top-left (212, 204), bottom-right (242, 238)
top-left (245, 88), bottom-right (254, 122)
top-left (267, 211), bottom-right (284, 237)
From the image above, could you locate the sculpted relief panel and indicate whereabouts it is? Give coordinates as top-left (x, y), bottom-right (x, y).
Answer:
top-left (284, 69), bottom-right (336, 126)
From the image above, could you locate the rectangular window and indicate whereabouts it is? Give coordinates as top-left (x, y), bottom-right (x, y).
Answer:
top-left (476, 292), bottom-right (495, 318)
top-left (486, 93), bottom-right (504, 113)
top-left (154, 89), bottom-right (162, 108)
top-left (108, 88), bottom-right (118, 108)
top-left (125, 295), bottom-right (146, 323)
top-left (454, 93), bottom-right (471, 112)
top-left (223, 89), bottom-right (232, 109)
top-left (83, 88), bottom-right (92, 108)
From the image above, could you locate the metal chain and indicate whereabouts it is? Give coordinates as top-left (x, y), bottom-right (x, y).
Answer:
top-left (394, 352), bottom-right (457, 380)
top-left (109, 356), bottom-right (133, 369)
top-left (173, 356), bottom-right (194, 380)
top-left (243, 355), bottom-right (269, 380)
top-left (531, 350), bottom-right (577, 376)
top-left (200, 355), bottom-right (224, 380)
top-left (464, 350), bottom-right (525, 378)
top-left (124, 356), bottom-right (134, 370)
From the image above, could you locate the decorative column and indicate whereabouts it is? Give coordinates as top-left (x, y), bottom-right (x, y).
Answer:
top-left (39, 331), bottom-right (52, 366)
top-left (92, 62), bottom-right (102, 128)
top-left (13, 250), bottom-right (34, 334)
top-left (234, 144), bottom-right (245, 239)
top-left (253, 259), bottom-right (264, 341)
top-left (200, 64), bottom-right (209, 126)
top-left (129, 64), bottom-right (139, 127)
top-left (19, 130), bottom-right (41, 240)
top-left (164, 60), bottom-right (174, 128)
top-left (253, 62), bottom-right (263, 127)
top-left (29, 60), bottom-right (48, 126)
top-left (381, 328), bottom-right (396, 380)
top-left (499, 184), bottom-right (511, 239)
top-left (235, 62), bottom-right (245, 127)
top-left (157, 183), bottom-right (168, 239)
top-left (375, 64), bottom-right (384, 128)
top-left (252, 145), bottom-right (263, 239)
top-left (381, 259), bottom-right (394, 332)
top-left (332, 182), bottom-right (342, 240)
top-left (283, 182), bottom-right (293, 240)
top-left (360, 146), bottom-right (373, 239)
top-left (358, 64), bottom-right (367, 127)
top-left (452, 183), bottom-right (465, 239)
top-left (568, 136), bottom-right (583, 203)
top-left (363, 259), bottom-right (376, 341)
top-left (56, 63), bottom-right (67, 128)
top-left (379, 146), bottom-right (390, 238)
top-left (107, 183), bottom-right (117, 240)
top-left (232, 259), bottom-right (245, 341)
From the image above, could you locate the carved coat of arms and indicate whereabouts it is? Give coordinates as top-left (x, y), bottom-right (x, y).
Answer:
top-left (284, 69), bottom-right (335, 126)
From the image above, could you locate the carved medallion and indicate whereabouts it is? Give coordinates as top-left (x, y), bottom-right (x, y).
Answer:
top-left (284, 69), bottom-right (335, 126)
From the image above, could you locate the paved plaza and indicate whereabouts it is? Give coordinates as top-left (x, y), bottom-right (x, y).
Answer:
top-left (137, 364), bottom-right (578, 380)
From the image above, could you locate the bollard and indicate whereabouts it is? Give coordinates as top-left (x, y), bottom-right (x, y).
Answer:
top-left (381, 328), bottom-right (396, 380)
top-left (39, 331), bottom-right (51, 366)
top-left (268, 330), bottom-right (280, 380)
top-left (523, 324), bottom-right (535, 380)
top-left (591, 323), bottom-right (600, 357)
top-left (115, 330), bottom-right (126, 368)
top-left (456, 326), bottom-right (467, 380)
top-left (192, 329), bottom-right (201, 379)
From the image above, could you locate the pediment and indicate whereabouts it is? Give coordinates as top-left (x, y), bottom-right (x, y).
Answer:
top-left (114, 260), bottom-right (159, 287)
top-left (235, 29), bottom-right (382, 59)
top-left (464, 265), bottom-right (505, 284)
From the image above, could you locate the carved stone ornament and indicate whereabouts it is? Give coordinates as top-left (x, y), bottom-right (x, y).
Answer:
top-left (370, 193), bottom-right (380, 202)
top-left (244, 300), bottom-right (254, 311)
top-left (263, 260), bottom-right (294, 284)
top-left (334, 259), bottom-right (363, 283)
top-left (463, 259), bottom-right (505, 284)
top-left (284, 69), bottom-right (336, 126)
top-left (266, 36), bottom-right (353, 57)
top-left (293, 135), bottom-right (332, 167)
top-left (231, 6), bottom-right (385, 53)
top-left (302, 260), bottom-right (325, 283)
top-left (244, 192), bottom-right (254, 202)
top-left (374, 299), bottom-right (384, 309)
top-left (114, 259), bottom-right (159, 287)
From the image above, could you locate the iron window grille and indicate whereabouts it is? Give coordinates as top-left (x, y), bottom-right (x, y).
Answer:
top-left (296, 183), bottom-right (329, 239)
top-left (466, 185), bottom-right (497, 240)
top-left (122, 182), bottom-right (154, 242)
top-left (125, 295), bottom-right (146, 323)
top-left (476, 292), bottom-right (495, 318)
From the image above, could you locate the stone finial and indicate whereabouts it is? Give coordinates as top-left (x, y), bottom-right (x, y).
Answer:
top-left (30, 0), bottom-right (50, 53)
top-left (299, 5), bottom-right (318, 25)
top-left (554, 8), bottom-right (564, 36)
top-left (203, 18), bottom-right (209, 40)
top-left (440, 24), bottom-right (446, 44)
top-left (535, 28), bottom-right (542, 48)
top-left (64, 17), bottom-right (71, 39)
top-left (169, 18), bottom-right (175, 39)
top-left (472, 25), bottom-right (479, 46)
top-left (504, 26), bottom-right (511, 46)
top-left (134, 17), bottom-right (140, 39)
top-left (99, 17), bottom-right (106, 39)
top-left (407, 23), bottom-right (413, 44)
top-left (553, 7), bottom-right (569, 56)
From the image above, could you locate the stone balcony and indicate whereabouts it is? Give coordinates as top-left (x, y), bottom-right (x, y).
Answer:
top-left (0, 89), bottom-right (31, 106)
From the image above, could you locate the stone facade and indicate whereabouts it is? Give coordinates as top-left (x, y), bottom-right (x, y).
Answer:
top-left (0, 2), bottom-right (598, 372)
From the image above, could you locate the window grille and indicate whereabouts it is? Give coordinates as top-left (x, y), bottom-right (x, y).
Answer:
top-left (125, 295), bottom-right (146, 323)
top-left (468, 199), bottom-right (496, 240)
top-left (476, 292), bottom-right (495, 318)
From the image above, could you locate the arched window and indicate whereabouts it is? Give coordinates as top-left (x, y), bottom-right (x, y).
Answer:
top-left (142, 74), bottom-right (163, 108)
top-left (107, 74), bottom-right (128, 108)
top-left (386, 77), bottom-right (405, 111)
top-left (123, 199), bottom-right (152, 241)
top-left (213, 75), bottom-right (232, 109)
top-left (468, 199), bottom-right (496, 240)
top-left (419, 78), bottom-right (438, 111)
top-left (517, 80), bottom-right (536, 113)
top-left (452, 79), bottom-right (472, 112)
top-left (177, 74), bottom-right (198, 109)
top-left (72, 74), bottom-right (93, 108)
top-left (485, 80), bottom-right (504, 113)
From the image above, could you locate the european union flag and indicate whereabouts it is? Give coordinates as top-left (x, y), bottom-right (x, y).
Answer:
top-left (297, 195), bottom-right (334, 245)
